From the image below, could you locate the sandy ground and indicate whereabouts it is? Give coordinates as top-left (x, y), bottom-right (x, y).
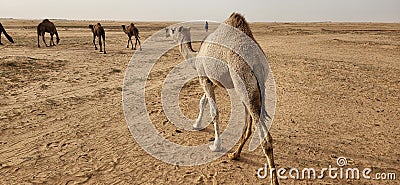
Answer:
top-left (0, 19), bottom-right (399, 184)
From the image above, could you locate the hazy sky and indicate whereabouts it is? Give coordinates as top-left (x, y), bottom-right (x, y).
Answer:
top-left (1, 0), bottom-right (399, 22)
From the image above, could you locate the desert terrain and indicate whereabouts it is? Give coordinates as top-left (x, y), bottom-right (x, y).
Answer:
top-left (0, 19), bottom-right (399, 184)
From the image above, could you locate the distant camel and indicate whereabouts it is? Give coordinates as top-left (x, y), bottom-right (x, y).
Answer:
top-left (122, 23), bottom-right (141, 50)
top-left (0, 23), bottom-right (14, 45)
top-left (37, 19), bottom-right (60, 47)
top-left (172, 13), bottom-right (279, 185)
top-left (89, 23), bottom-right (106, 54)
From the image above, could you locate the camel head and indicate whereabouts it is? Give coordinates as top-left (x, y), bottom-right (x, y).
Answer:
top-left (177, 26), bottom-right (191, 44)
top-left (89, 24), bottom-right (94, 32)
top-left (165, 27), bottom-right (176, 38)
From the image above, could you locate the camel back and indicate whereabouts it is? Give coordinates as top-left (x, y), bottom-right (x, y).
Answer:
top-left (224, 13), bottom-right (254, 40)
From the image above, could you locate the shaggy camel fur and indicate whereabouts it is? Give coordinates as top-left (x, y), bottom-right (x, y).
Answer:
top-left (174, 13), bottom-right (279, 185)
top-left (0, 23), bottom-right (14, 45)
top-left (89, 23), bottom-right (106, 54)
top-left (122, 23), bottom-right (141, 50)
top-left (37, 19), bottom-right (60, 47)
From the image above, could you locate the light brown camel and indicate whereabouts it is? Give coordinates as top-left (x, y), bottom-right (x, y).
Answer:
top-left (89, 23), bottom-right (106, 54)
top-left (122, 23), bottom-right (141, 50)
top-left (37, 19), bottom-right (60, 48)
top-left (174, 13), bottom-right (279, 185)
top-left (0, 23), bottom-right (14, 45)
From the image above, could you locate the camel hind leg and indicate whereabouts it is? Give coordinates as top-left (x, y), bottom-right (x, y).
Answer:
top-left (262, 132), bottom-right (279, 185)
top-left (50, 33), bottom-right (54, 46)
top-left (98, 35), bottom-right (102, 52)
top-left (130, 37), bottom-right (134, 50)
top-left (228, 104), bottom-right (252, 160)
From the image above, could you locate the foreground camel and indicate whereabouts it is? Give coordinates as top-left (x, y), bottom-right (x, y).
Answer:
top-left (0, 23), bottom-right (14, 45)
top-left (89, 23), bottom-right (106, 54)
top-left (172, 13), bottom-right (279, 185)
top-left (37, 19), bottom-right (60, 47)
top-left (122, 23), bottom-right (141, 50)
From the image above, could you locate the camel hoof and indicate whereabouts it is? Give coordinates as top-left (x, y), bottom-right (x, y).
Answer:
top-left (193, 120), bottom-right (202, 130)
top-left (228, 152), bottom-right (240, 160)
top-left (209, 144), bottom-right (221, 152)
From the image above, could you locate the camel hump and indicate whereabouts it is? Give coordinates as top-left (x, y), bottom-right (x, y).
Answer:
top-left (97, 23), bottom-right (102, 27)
top-left (130, 23), bottom-right (134, 26)
top-left (224, 12), bottom-right (254, 38)
top-left (42, 19), bottom-right (50, 23)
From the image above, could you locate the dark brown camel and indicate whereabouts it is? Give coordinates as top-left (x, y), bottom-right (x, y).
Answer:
top-left (0, 23), bottom-right (14, 45)
top-left (89, 23), bottom-right (106, 54)
top-left (37, 19), bottom-right (60, 47)
top-left (121, 23), bottom-right (141, 50)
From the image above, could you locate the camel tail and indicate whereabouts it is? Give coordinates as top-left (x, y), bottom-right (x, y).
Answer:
top-left (55, 30), bottom-right (60, 44)
top-left (1, 23), bottom-right (14, 43)
top-left (3, 30), bottom-right (14, 43)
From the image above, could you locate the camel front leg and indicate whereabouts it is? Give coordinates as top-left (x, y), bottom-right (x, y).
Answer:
top-left (37, 34), bottom-right (40, 47)
top-left (193, 94), bottom-right (208, 129)
top-left (127, 37), bottom-right (130, 48)
top-left (135, 37), bottom-right (142, 51)
top-left (93, 35), bottom-right (97, 50)
top-left (200, 78), bottom-right (221, 152)
top-left (42, 33), bottom-right (48, 47)
top-left (102, 35), bottom-right (106, 54)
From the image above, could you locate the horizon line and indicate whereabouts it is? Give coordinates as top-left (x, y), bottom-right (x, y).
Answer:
top-left (1, 17), bottom-right (399, 24)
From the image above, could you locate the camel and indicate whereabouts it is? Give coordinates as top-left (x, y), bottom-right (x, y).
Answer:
top-left (0, 23), bottom-right (14, 45)
top-left (37, 19), bottom-right (60, 47)
top-left (172, 13), bottom-right (279, 185)
top-left (122, 23), bottom-right (141, 50)
top-left (89, 23), bottom-right (106, 54)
